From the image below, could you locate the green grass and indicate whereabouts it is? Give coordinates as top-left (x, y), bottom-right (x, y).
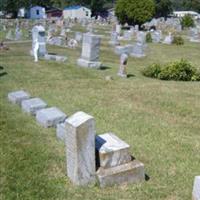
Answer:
top-left (0, 28), bottom-right (200, 200)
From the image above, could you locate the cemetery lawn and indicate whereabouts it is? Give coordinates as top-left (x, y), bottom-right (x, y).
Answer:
top-left (0, 37), bottom-right (200, 200)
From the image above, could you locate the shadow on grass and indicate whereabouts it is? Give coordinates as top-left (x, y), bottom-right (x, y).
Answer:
top-left (0, 66), bottom-right (4, 70)
top-left (127, 74), bottom-right (135, 78)
top-left (0, 72), bottom-right (8, 77)
top-left (99, 65), bottom-right (111, 70)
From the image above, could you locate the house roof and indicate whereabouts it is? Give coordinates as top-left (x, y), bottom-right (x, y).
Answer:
top-left (64, 5), bottom-right (90, 11)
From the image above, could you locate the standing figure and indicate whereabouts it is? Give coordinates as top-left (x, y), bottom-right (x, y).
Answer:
top-left (118, 53), bottom-right (128, 78)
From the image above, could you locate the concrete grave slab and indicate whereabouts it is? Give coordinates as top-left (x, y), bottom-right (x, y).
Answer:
top-left (21, 97), bottom-right (47, 115)
top-left (8, 90), bottom-right (30, 105)
top-left (36, 107), bottom-right (67, 128)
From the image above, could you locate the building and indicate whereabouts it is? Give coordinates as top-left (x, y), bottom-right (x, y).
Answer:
top-left (63, 6), bottom-right (91, 19)
top-left (46, 7), bottom-right (62, 18)
top-left (173, 11), bottom-right (199, 18)
top-left (29, 6), bottom-right (46, 19)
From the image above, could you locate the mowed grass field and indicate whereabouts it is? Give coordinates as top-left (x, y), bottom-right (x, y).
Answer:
top-left (0, 26), bottom-right (200, 200)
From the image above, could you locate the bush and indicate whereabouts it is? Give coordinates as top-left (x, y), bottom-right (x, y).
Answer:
top-left (142, 63), bottom-right (161, 78)
top-left (146, 32), bottom-right (152, 43)
top-left (172, 36), bottom-right (184, 45)
top-left (143, 59), bottom-right (200, 81)
top-left (181, 15), bottom-right (195, 29)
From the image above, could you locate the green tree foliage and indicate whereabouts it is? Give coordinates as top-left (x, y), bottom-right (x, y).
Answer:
top-left (181, 15), bottom-right (195, 29)
top-left (115, 0), bottom-right (155, 25)
top-left (155, 0), bottom-right (173, 18)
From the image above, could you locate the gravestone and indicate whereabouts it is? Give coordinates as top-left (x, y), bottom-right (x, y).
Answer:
top-left (8, 90), bottom-right (30, 105)
top-left (96, 133), bottom-right (145, 187)
top-left (115, 45), bottom-right (133, 55)
top-left (77, 33), bottom-right (102, 68)
top-left (95, 133), bottom-right (132, 168)
top-left (116, 24), bottom-right (121, 35)
top-left (44, 54), bottom-right (68, 62)
top-left (56, 121), bottom-right (67, 141)
top-left (109, 31), bottom-right (119, 45)
top-left (130, 43), bottom-right (146, 58)
top-left (190, 28), bottom-right (200, 43)
top-left (193, 176), bottom-right (200, 200)
top-left (15, 26), bottom-right (22, 40)
top-left (36, 107), bottom-right (67, 128)
top-left (21, 97), bottom-right (47, 115)
top-left (6, 30), bottom-right (14, 40)
top-left (32, 25), bottom-right (47, 57)
top-left (123, 31), bottom-right (132, 40)
top-left (118, 53), bottom-right (128, 78)
top-left (162, 32), bottom-right (173, 45)
top-left (151, 30), bottom-right (162, 43)
top-left (75, 32), bottom-right (83, 42)
top-left (65, 111), bottom-right (96, 186)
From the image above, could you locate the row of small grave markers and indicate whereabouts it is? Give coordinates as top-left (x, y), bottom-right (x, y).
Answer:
top-left (7, 90), bottom-right (145, 187)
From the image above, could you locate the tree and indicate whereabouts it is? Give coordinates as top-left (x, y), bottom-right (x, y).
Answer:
top-left (155, 0), bottom-right (173, 18)
top-left (115, 0), bottom-right (155, 25)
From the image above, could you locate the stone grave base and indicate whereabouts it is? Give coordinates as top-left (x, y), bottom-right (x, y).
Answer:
top-left (130, 53), bottom-right (146, 58)
top-left (44, 54), bottom-right (68, 62)
top-left (8, 90), bottom-right (30, 105)
top-left (115, 45), bottom-right (133, 55)
top-left (56, 121), bottom-right (66, 141)
top-left (77, 58), bottom-right (102, 69)
top-left (96, 160), bottom-right (145, 188)
top-left (190, 39), bottom-right (200, 43)
top-left (109, 41), bottom-right (120, 46)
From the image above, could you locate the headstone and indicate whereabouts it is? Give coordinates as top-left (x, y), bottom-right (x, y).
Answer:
top-left (123, 31), bottom-right (132, 40)
top-left (15, 26), bottom-right (22, 40)
top-left (96, 133), bottom-right (145, 187)
top-left (65, 111), bottom-right (96, 186)
top-left (56, 120), bottom-right (67, 141)
top-left (21, 98), bottom-right (47, 115)
top-left (116, 25), bottom-right (121, 35)
top-left (44, 54), bottom-right (68, 62)
top-left (75, 32), bottom-right (83, 42)
top-left (115, 45), bottom-right (133, 55)
top-left (162, 32), bottom-right (173, 45)
top-left (8, 90), bottom-right (30, 105)
top-left (192, 176), bottom-right (200, 200)
top-left (6, 30), bottom-right (14, 40)
top-left (151, 30), bottom-right (162, 43)
top-left (118, 53), bottom-right (128, 78)
top-left (31, 25), bottom-right (47, 57)
top-left (130, 43), bottom-right (146, 58)
top-left (36, 107), bottom-right (67, 128)
top-left (190, 28), bottom-right (200, 43)
top-left (77, 33), bottom-right (102, 68)
top-left (95, 133), bottom-right (132, 168)
top-left (109, 31), bottom-right (119, 45)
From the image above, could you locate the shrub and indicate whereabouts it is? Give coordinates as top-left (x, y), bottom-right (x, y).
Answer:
top-left (172, 36), bottom-right (184, 45)
top-left (142, 63), bottom-right (161, 78)
top-left (143, 59), bottom-right (200, 81)
top-left (181, 15), bottom-right (195, 29)
top-left (146, 32), bottom-right (152, 43)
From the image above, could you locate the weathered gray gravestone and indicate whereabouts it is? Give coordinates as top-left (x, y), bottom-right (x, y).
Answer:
top-left (96, 133), bottom-right (145, 187)
top-left (65, 111), bottom-right (96, 186)
top-left (193, 176), bottom-right (200, 200)
top-left (8, 90), bottom-right (30, 105)
top-left (21, 97), bottom-right (47, 115)
top-left (36, 107), bottom-right (67, 128)
top-left (95, 133), bottom-right (132, 168)
top-left (77, 33), bottom-right (102, 68)
top-left (31, 25), bottom-right (47, 57)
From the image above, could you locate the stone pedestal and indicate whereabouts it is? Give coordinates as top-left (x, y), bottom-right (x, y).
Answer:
top-left (97, 160), bottom-right (145, 188)
top-left (95, 133), bottom-right (145, 187)
top-left (8, 90), bottom-right (30, 105)
top-left (192, 176), bottom-right (200, 200)
top-left (21, 97), bottom-right (47, 115)
top-left (65, 111), bottom-right (96, 186)
top-left (36, 107), bottom-right (67, 128)
top-left (77, 33), bottom-right (102, 69)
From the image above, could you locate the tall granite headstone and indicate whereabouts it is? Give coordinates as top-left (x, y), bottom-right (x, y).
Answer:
top-left (77, 33), bottom-right (102, 68)
top-left (65, 111), bottom-right (96, 186)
